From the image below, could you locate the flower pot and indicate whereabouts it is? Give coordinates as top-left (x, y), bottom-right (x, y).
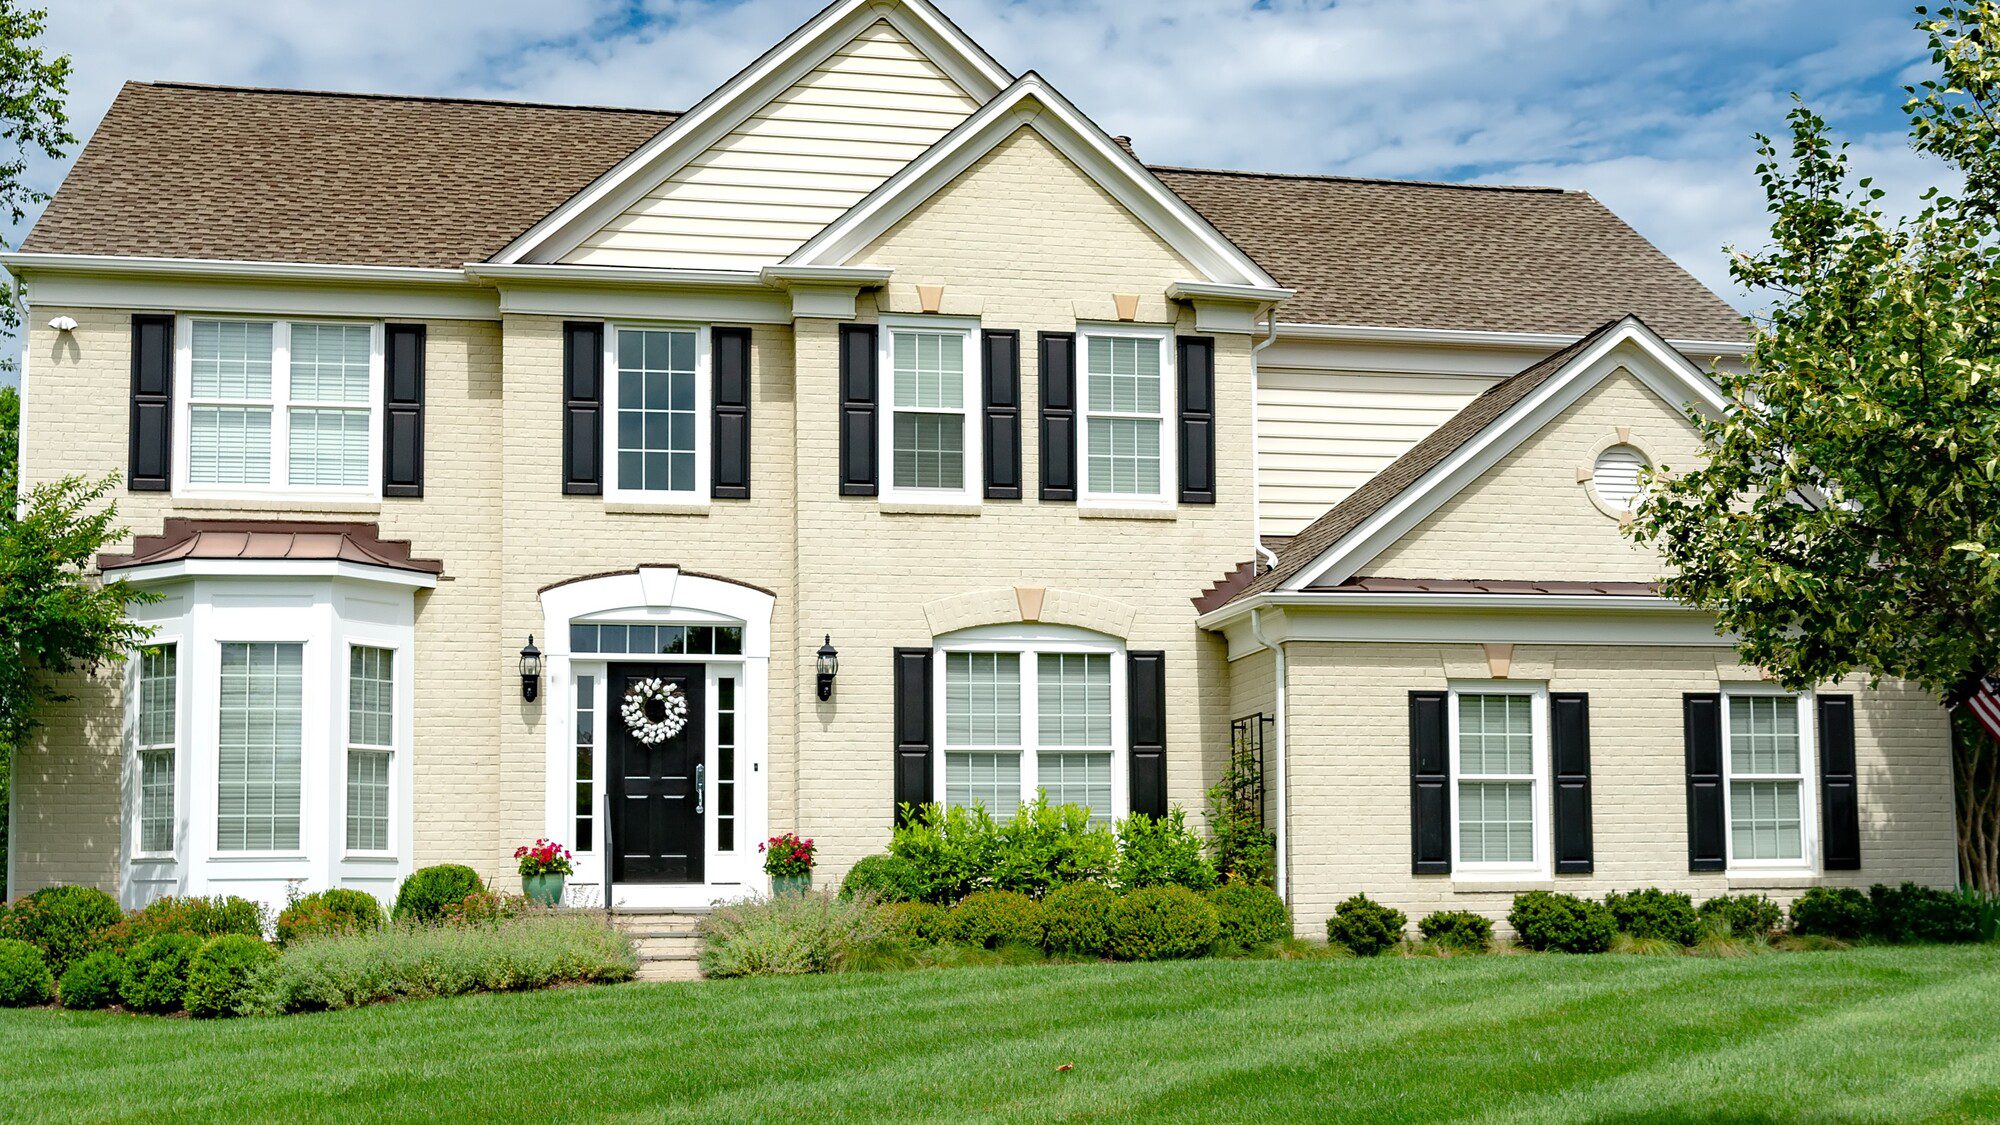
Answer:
top-left (522, 873), bottom-right (566, 906)
top-left (771, 873), bottom-right (813, 896)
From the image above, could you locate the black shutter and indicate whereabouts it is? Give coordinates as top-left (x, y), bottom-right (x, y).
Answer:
top-left (893, 647), bottom-right (933, 826)
top-left (982, 330), bottom-right (1021, 499)
top-left (1128, 651), bottom-right (1167, 817)
top-left (382, 323), bottom-right (425, 498)
top-left (1176, 335), bottom-right (1216, 505)
top-left (1685, 693), bottom-right (1726, 871)
top-left (839, 324), bottom-right (878, 496)
top-left (1819, 695), bottom-right (1861, 871)
top-left (1038, 332), bottom-right (1077, 501)
top-left (561, 321), bottom-right (603, 495)
top-left (1410, 691), bottom-right (1450, 874)
top-left (128, 313), bottom-right (174, 491)
top-left (711, 326), bottom-right (752, 499)
top-left (1551, 692), bottom-right (1593, 874)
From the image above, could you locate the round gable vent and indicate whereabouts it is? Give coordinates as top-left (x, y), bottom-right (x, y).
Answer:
top-left (1591, 444), bottom-right (1650, 513)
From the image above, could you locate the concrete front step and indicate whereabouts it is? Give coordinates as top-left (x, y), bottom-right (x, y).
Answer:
top-left (635, 960), bottom-right (704, 983)
top-left (605, 909), bottom-right (708, 980)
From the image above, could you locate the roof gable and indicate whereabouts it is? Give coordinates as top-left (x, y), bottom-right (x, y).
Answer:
top-left (497, 0), bottom-right (1011, 268)
top-left (786, 73), bottom-right (1279, 289)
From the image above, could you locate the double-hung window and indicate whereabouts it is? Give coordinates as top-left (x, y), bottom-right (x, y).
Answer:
top-left (607, 325), bottom-right (708, 503)
top-left (1723, 691), bottom-right (1814, 868)
top-left (881, 319), bottom-right (980, 502)
top-left (1080, 327), bottom-right (1173, 506)
top-left (1449, 686), bottom-right (1547, 872)
top-left (216, 642), bottom-right (304, 852)
top-left (345, 646), bottom-right (395, 854)
top-left (136, 644), bottom-right (178, 856)
top-left (938, 630), bottom-right (1122, 824)
top-left (180, 318), bottom-right (381, 496)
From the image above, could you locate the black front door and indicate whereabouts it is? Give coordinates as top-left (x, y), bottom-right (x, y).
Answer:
top-left (608, 662), bottom-right (706, 885)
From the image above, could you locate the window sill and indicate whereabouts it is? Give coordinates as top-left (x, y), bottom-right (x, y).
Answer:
top-left (1451, 877), bottom-right (1554, 894)
top-left (341, 852), bottom-right (399, 864)
top-left (1078, 505), bottom-right (1177, 521)
top-left (172, 495), bottom-right (382, 515)
top-left (603, 501), bottom-right (711, 516)
top-left (878, 500), bottom-right (982, 516)
top-left (1725, 872), bottom-right (1819, 890)
top-left (206, 852), bottom-right (310, 863)
top-left (129, 854), bottom-right (177, 865)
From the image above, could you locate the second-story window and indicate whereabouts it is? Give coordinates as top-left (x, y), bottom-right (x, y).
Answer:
top-left (881, 319), bottom-right (980, 503)
top-left (180, 318), bottom-right (381, 497)
top-left (607, 325), bottom-right (708, 503)
top-left (1080, 327), bottom-right (1174, 506)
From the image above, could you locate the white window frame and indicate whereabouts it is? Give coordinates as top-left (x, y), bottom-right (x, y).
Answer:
top-left (172, 316), bottom-right (384, 501)
top-left (1447, 681), bottom-right (1550, 877)
top-left (132, 642), bottom-right (180, 862)
top-left (1078, 323), bottom-right (1176, 509)
top-left (603, 322), bottom-right (711, 506)
top-left (931, 624), bottom-right (1127, 821)
top-left (879, 315), bottom-right (982, 504)
top-left (340, 641), bottom-right (400, 860)
top-left (1721, 687), bottom-right (1818, 873)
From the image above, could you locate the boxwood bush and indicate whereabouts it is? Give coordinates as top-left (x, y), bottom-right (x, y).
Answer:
top-left (1789, 886), bottom-right (1872, 939)
top-left (1868, 882), bottom-right (1981, 943)
top-left (1698, 894), bottom-right (1784, 940)
top-left (1418, 910), bottom-right (1493, 953)
top-left (277, 889), bottom-right (386, 946)
top-left (184, 935), bottom-right (277, 1018)
top-left (839, 855), bottom-right (925, 903)
top-left (0, 885), bottom-right (123, 976)
top-left (1508, 891), bottom-right (1615, 953)
top-left (1207, 883), bottom-right (1290, 951)
top-left (120, 932), bottom-right (202, 1013)
top-left (393, 865), bottom-right (486, 924)
top-left (1039, 883), bottom-right (1115, 956)
top-left (878, 901), bottom-right (950, 945)
top-left (56, 948), bottom-right (127, 1010)
top-left (1114, 809), bottom-right (1217, 892)
top-left (1604, 888), bottom-right (1701, 945)
top-left (949, 890), bottom-right (1042, 949)
top-left (0, 939), bottom-right (53, 1007)
top-left (1326, 894), bottom-right (1406, 956)
top-left (102, 895), bottom-right (266, 953)
top-left (1107, 885), bottom-right (1219, 961)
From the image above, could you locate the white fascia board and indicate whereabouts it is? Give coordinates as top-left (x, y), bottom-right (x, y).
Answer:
top-left (492, 0), bottom-right (1012, 268)
top-left (0, 252), bottom-right (467, 286)
top-left (758, 265), bottom-right (893, 286)
top-left (108, 558), bottom-right (438, 590)
top-left (1201, 595), bottom-right (1724, 659)
top-left (1167, 281), bottom-right (1295, 304)
top-left (785, 74), bottom-right (1280, 290)
top-left (463, 263), bottom-right (790, 322)
top-left (3, 253), bottom-right (497, 320)
top-left (1282, 320), bottom-right (1732, 592)
top-left (463, 263), bottom-right (767, 289)
top-left (1275, 319), bottom-right (1751, 358)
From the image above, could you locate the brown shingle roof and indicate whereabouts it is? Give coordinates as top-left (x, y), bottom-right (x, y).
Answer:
top-left (24, 83), bottom-right (1745, 343)
top-left (1153, 167), bottom-right (1747, 341)
top-left (98, 518), bottom-right (444, 576)
top-left (23, 82), bottom-right (677, 267)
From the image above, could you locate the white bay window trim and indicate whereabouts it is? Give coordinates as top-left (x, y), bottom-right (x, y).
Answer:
top-left (878, 315), bottom-right (982, 504)
top-left (1721, 687), bottom-right (1818, 873)
top-left (603, 322), bottom-right (711, 506)
top-left (171, 316), bottom-right (384, 501)
top-left (1446, 681), bottom-right (1550, 878)
top-left (341, 642), bottom-right (400, 859)
top-left (1078, 323), bottom-right (1176, 509)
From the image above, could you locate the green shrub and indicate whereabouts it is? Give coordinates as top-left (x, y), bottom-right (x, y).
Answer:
top-left (991, 800), bottom-right (1118, 898)
top-left (184, 935), bottom-right (277, 1018)
top-left (1789, 887), bottom-right (1872, 939)
top-left (243, 913), bottom-right (636, 1014)
top-left (0, 939), bottom-right (52, 1007)
top-left (1508, 891), bottom-right (1615, 953)
top-left (1039, 883), bottom-right (1116, 956)
top-left (102, 895), bottom-right (267, 953)
top-left (840, 854), bottom-right (926, 903)
top-left (888, 803), bottom-right (1002, 904)
top-left (1868, 882), bottom-right (1981, 943)
top-left (1326, 895), bottom-right (1407, 956)
top-left (120, 932), bottom-right (201, 1013)
top-left (1418, 910), bottom-right (1493, 953)
top-left (1115, 808), bottom-right (1217, 892)
top-left (1604, 888), bottom-right (1701, 945)
top-left (1107, 885), bottom-right (1220, 961)
top-left (1207, 883), bottom-right (1290, 951)
top-left (697, 891), bottom-right (882, 979)
top-left (949, 890), bottom-right (1043, 949)
top-left (57, 948), bottom-right (127, 1010)
top-left (392, 865), bottom-right (486, 924)
top-left (276, 889), bottom-right (386, 946)
top-left (878, 901), bottom-right (950, 945)
top-left (1698, 894), bottom-right (1784, 940)
top-left (0, 885), bottom-right (122, 976)
top-left (1206, 758), bottom-right (1277, 887)
top-left (438, 891), bottom-right (538, 929)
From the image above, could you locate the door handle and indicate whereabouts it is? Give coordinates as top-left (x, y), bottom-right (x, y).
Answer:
top-left (695, 763), bottom-right (705, 815)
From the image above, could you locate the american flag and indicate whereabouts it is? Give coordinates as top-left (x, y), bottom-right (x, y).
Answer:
top-left (1965, 677), bottom-right (2000, 742)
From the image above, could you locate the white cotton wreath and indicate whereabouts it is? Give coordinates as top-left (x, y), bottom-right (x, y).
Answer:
top-left (620, 678), bottom-right (689, 745)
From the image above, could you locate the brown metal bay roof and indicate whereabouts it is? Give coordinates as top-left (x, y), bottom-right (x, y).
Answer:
top-left (24, 83), bottom-right (1746, 341)
top-left (1309, 576), bottom-right (1660, 596)
top-left (98, 518), bottom-right (444, 576)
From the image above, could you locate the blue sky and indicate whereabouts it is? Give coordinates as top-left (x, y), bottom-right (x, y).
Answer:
top-left (4, 0), bottom-right (1952, 381)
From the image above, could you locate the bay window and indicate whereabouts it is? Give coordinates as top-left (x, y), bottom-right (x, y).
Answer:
top-left (881, 319), bottom-right (980, 502)
top-left (1723, 691), bottom-right (1815, 868)
top-left (936, 628), bottom-right (1123, 824)
top-left (216, 642), bottom-right (304, 852)
top-left (1449, 685), bottom-right (1547, 872)
top-left (344, 646), bottom-right (395, 854)
top-left (136, 644), bottom-right (178, 856)
top-left (1080, 327), bottom-right (1173, 505)
top-left (179, 318), bottom-right (381, 496)
top-left (607, 325), bottom-right (708, 502)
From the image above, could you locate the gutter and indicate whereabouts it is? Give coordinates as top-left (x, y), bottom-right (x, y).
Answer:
top-left (1247, 607), bottom-right (1287, 905)
top-left (1272, 320), bottom-right (1750, 357)
top-left (0, 252), bottom-right (467, 287)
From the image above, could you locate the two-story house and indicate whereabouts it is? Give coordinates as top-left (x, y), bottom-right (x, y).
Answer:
top-left (4, 0), bottom-right (1957, 932)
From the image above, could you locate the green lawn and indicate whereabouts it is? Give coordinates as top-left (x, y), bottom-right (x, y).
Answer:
top-left (8, 946), bottom-right (2000, 1122)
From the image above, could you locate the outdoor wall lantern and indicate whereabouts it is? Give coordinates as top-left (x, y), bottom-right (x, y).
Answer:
top-left (519, 636), bottom-right (543, 702)
top-left (816, 635), bottom-right (840, 701)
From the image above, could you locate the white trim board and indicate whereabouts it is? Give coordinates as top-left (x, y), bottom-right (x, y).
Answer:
top-left (1208, 599), bottom-right (1730, 662)
top-left (492, 0), bottom-right (1012, 267)
top-left (784, 72), bottom-right (1279, 290)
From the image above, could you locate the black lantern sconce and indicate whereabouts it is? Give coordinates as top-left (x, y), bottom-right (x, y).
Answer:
top-left (519, 636), bottom-right (543, 702)
top-left (815, 635), bottom-right (840, 701)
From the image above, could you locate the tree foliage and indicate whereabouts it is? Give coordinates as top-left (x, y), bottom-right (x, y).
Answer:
top-left (0, 1), bottom-right (70, 362)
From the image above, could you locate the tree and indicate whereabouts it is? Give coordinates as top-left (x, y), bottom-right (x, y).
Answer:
top-left (0, 1), bottom-right (71, 370)
top-left (1628, 3), bottom-right (2000, 889)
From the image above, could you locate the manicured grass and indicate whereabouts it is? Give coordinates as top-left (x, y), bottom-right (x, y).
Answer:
top-left (7, 946), bottom-right (2000, 1122)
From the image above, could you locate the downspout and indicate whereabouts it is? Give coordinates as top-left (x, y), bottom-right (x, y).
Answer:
top-left (1247, 606), bottom-right (1287, 904)
top-left (1251, 311), bottom-right (1280, 573)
